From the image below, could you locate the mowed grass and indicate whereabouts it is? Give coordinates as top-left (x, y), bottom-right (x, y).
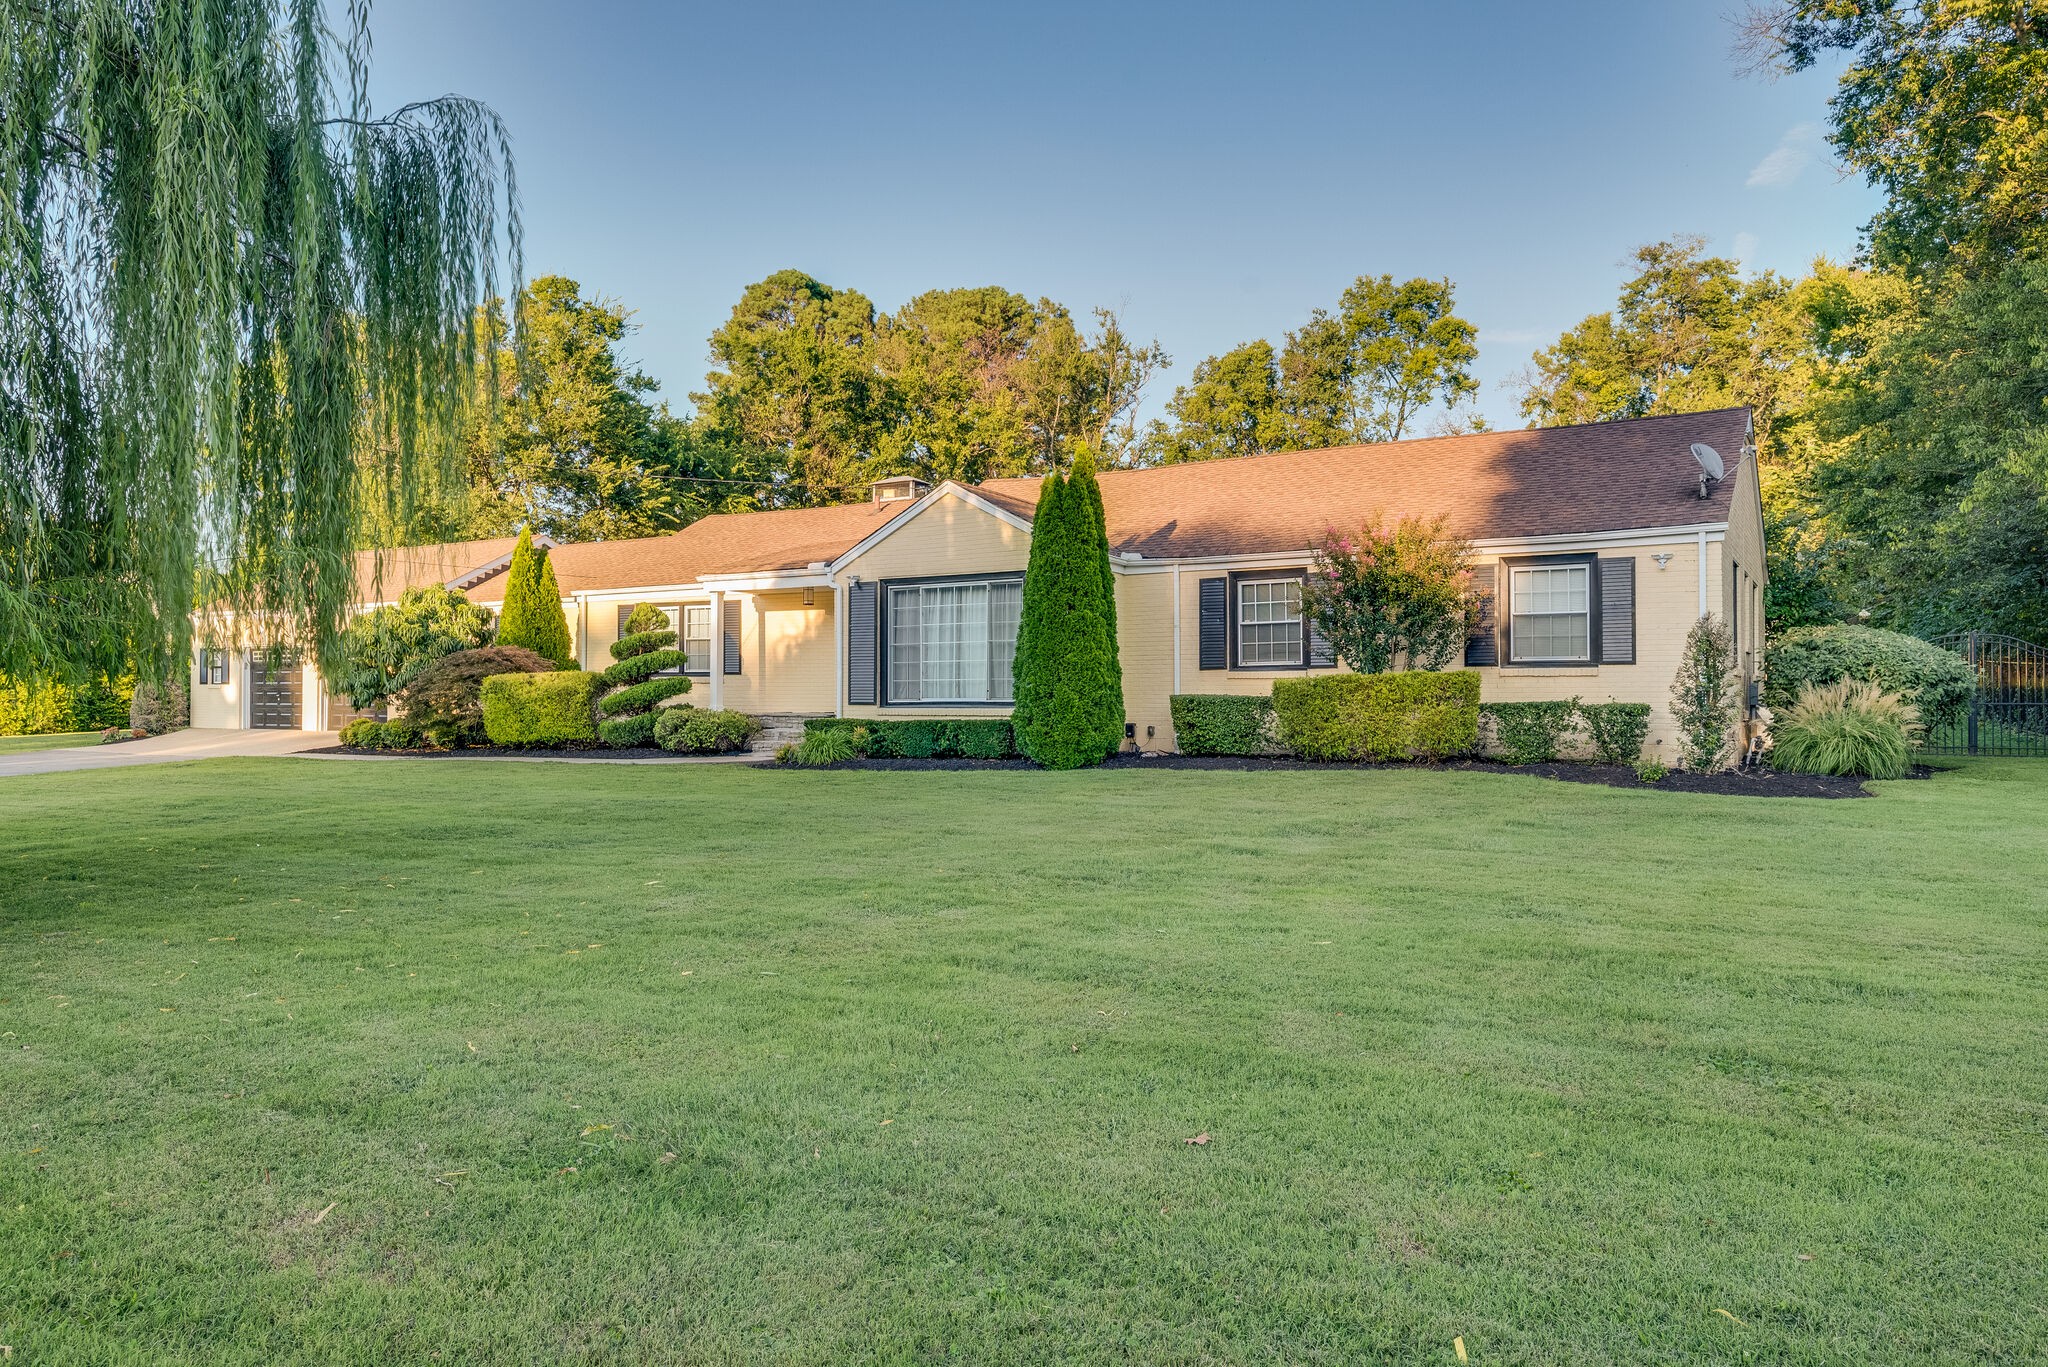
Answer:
top-left (3, 759), bottom-right (2046, 1365)
top-left (0, 732), bottom-right (99, 756)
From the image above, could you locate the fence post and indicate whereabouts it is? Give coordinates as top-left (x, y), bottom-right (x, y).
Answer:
top-left (1966, 630), bottom-right (1981, 755)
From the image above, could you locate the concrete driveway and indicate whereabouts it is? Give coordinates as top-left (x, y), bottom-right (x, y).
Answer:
top-left (0, 728), bottom-right (335, 777)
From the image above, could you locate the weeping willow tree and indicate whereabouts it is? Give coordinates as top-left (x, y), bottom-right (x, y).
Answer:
top-left (0, 0), bottom-right (519, 684)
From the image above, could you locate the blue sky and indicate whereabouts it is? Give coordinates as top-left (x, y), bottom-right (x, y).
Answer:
top-left (367, 0), bottom-right (1879, 431)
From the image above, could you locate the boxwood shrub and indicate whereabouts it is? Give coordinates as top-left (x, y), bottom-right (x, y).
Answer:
top-left (802, 717), bottom-right (1018, 760)
top-left (1270, 670), bottom-right (1481, 761)
top-left (1480, 700), bottom-right (1580, 765)
top-left (480, 671), bottom-right (602, 747)
top-left (655, 707), bottom-right (761, 754)
top-left (1169, 695), bottom-right (1284, 756)
top-left (1577, 701), bottom-right (1653, 765)
top-left (1763, 625), bottom-right (1972, 729)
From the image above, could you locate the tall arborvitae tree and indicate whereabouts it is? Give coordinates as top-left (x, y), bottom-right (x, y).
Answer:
top-left (1010, 467), bottom-right (1124, 769)
top-left (1, 1), bottom-right (520, 685)
top-left (495, 529), bottom-right (573, 667)
top-left (1068, 447), bottom-right (1124, 726)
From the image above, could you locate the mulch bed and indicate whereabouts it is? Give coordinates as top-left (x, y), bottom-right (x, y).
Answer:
top-left (767, 751), bottom-right (1929, 797)
top-left (309, 742), bottom-right (1929, 797)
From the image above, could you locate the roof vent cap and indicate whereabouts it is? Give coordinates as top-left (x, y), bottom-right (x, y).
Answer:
top-left (870, 476), bottom-right (931, 504)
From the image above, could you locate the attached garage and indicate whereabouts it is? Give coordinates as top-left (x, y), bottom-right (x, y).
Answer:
top-left (247, 654), bottom-right (303, 729)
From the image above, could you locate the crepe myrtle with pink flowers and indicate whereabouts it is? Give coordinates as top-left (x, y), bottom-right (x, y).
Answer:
top-left (1299, 514), bottom-right (1476, 674)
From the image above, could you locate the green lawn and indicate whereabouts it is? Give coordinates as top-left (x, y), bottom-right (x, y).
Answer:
top-left (0, 731), bottom-right (100, 756)
top-left (4, 758), bottom-right (2045, 1364)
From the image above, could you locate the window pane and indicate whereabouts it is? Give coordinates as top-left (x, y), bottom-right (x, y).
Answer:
top-left (887, 589), bottom-right (923, 702)
top-left (1509, 565), bottom-right (1590, 661)
top-left (1237, 579), bottom-right (1302, 666)
top-left (682, 605), bottom-right (712, 675)
top-left (886, 580), bottom-right (1022, 703)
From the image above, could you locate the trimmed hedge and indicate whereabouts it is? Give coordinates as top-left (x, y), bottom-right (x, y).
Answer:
top-left (655, 707), bottom-right (760, 754)
top-left (1481, 701), bottom-right (1579, 765)
top-left (1271, 671), bottom-right (1481, 761)
top-left (480, 670), bottom-right (602, 747)
top-left (1578, 701), bottom-right (1653, 765)
top-left (0, 673), bottom-right (133, 736)
top-left (1763, 625), bottom-right (1973, 729)
top-left (597, 712), bottom-right (661, 748)
top-left (339, 717), bottom-right (437, 751)
top-left (1169, 695), bottom-right (1284, 756)
top-left (803, 716), bottom-right (1018, 760)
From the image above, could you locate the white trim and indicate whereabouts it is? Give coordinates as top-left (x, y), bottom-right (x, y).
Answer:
top-left (827, 482), bottom-right (1034, 573)
top-left (694, 570), bottom-right (834, 592)
top-left (1109, 522), bottom-right (1731, 574)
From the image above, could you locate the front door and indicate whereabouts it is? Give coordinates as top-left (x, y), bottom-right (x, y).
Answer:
top-left (248, 654), bottom-right (303, 729)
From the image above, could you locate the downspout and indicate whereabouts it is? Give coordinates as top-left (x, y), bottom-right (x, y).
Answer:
top-left (1697, 529), bottom-right (1708, 618)
top-left (1171, 563), bottom-right (1182, 695)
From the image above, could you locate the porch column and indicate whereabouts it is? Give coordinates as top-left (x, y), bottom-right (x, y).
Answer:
top-left (708, 590), bottom-right (724, 710)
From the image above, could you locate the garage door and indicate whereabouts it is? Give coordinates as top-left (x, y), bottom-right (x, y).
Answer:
top-left (248, 654), bottom-right (303, 729)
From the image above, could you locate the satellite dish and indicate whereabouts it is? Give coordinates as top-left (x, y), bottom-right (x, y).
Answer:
top-left (1689, 443), bottom-right (1725, 482)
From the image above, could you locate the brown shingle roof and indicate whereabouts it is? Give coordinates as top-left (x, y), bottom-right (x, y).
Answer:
top-left (468, 500), bottom-right (917, 601)
top-left (975, 408), bottom-right (1753, 557)
top-left (353, 537), bottom-right (521, 604)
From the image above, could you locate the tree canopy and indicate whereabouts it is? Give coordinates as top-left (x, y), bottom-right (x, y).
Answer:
top-left (1141, 274), bottom-right (1481, 463)
top-left (2, 0), bottom-right (519, 682)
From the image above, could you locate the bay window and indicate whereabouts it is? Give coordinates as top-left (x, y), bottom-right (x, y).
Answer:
top-left (885, 578), bottom-right (1022, 704)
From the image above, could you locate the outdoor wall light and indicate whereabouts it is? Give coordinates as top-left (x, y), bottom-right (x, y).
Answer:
top-left (1652, 553), bottom-right (1674, 569)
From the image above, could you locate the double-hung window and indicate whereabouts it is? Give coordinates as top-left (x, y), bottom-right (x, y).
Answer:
top-left (886, 578), bottom-right (1022, 704)
top-left (1508, 562), bottom-right (1592, 663)
top-left (1236, 577), bottom-right (1304, 668)
top-left (680, 605), bottom-right (713, 676)
top-left (198, 648), bottom-right (229, 686)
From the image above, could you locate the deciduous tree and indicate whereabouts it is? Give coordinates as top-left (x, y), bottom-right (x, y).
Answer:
top-left (1, 0), bottom-right (518, 683)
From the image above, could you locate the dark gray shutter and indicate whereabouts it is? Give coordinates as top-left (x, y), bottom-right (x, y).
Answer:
top-left (617, 605), bottom-right (631, 637)
top-left (722, 599), bottom-right (742, 674)
top-left (846, 581), bottom-right (878, 705)
top-left (1464, 563), bottom-right (1498, 667)
top-left (1198, 577), bottom-right (1227, 670)
top-left (1598, 557), bottom-right (1635, 664)
top-left (1306, 610), bottom-right (1336, 668)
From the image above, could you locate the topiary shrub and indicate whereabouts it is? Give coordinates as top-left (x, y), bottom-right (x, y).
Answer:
top-left (1170, 695), bottom-right (1285, 756)
top-left (1481, 701), bottom-right (1581, 765)
top-left (598, 602), bottom-right (693, 747)
top-left (1576, 701), bottom-right (1653, 765)
top-left (1763, 625), bottom-right (1973, 730)
top-left (394, 645), bottom-right (554, 747)
top-left (1272, 671), bottom-right (1481, 761)
top-left (480, 670), bottom-right (602, 747)
top-left (1772, 680), bottom-right (1921, 779)
top-left (655, 707), bottom-right (760, 754)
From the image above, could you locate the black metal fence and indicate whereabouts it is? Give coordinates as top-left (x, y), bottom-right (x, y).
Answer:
top-left (1924, 631), bottom-right (2048, 756)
